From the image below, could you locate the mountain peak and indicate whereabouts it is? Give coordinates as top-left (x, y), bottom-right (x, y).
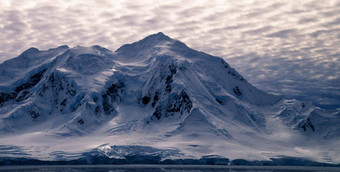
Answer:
top-left (136, 32), bottom-right (173, 45)
top-left (145, 32), bottom-right (171, 41)
top-left (156, 32), bottom-right (165, 35)
top-left (115, 32), bottom-right (173, 57)
top-left (21, 47), bottom-right (40, 56)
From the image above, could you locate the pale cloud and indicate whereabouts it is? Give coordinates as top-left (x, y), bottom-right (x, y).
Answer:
top-left (0, 0), bottom-right (339, 108)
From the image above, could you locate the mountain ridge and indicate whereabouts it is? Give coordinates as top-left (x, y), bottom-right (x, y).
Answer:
top-left (0, 32), bottom-right (339, 164)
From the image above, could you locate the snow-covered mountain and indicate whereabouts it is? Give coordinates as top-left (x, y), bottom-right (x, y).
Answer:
top-left (0, 32), bottom-right (339, 165)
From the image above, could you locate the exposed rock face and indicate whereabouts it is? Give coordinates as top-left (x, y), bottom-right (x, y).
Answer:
top-left (301, 117), bottom-right (315, 132)
top-left (102, 81), bottom-right (125, 115)
top-left (0, 69), bottom-right (46, 106)
top-left (153, 90), bottom-right (192, 120)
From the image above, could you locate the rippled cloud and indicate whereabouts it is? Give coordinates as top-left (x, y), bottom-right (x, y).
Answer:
top-left (0, 0), bottom-right (339, 107)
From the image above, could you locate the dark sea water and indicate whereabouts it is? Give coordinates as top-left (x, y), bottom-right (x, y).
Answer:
top-left (0, 165), bottom-right (339, 172)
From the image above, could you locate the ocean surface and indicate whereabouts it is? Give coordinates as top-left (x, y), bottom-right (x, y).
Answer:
top-left (0, 165), bottom-right (339, 172)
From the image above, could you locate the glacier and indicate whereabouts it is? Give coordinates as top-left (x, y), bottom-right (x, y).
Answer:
top-left (0, 32), bottom-right (339, 165)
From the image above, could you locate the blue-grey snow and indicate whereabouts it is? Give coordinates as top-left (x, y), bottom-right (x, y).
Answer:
top-left (0, 33), bottom-right (339, 165)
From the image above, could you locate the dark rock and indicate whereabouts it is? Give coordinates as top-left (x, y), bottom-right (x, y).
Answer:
top-left (105, 81), bottom-right (124, 102)
top-left (0, 92), bottom-right (16, 106)
top-left (142, 96), bottom-right (151, 104)
top-left (301, 117), bottom-right (315, 132)
top-left (153, 90), bottom-right (192, 120)
top-left (164, 64), bottom-right (177, 93)
top-left (216, 98), bottom-right (223, 105)
top-left (233, 86), bottom-right (242, 96)
top-left (0, 69), bottom-right (46, 106)
top-left (60, 98), bottom-right (67, 106)
top-left (165, 75), bottom-right (172, 93)
top-left (106, 81), bottom-right (124, 96)
top-left (29, 109), bottom-right (40, 120)
top-left (102, 95), bottom-right (113, 115)
top-left (101, 81), bottom-right (124, 115)
top-left (152, 92), bottom-right (159, 107)
top-left (228, 70), bottom-right (236, 77)
top-left (15, 90), bottom-right (30, 102)
top-left (166, 90), bottom-right (192, 116)
top-left (48, 73), bottom-right (55, 87)
top-left (221, 60), bottom-right (229, 68)
top-left (15, 69), bottom-right (46, 93)
top-left (66, 89), bottom-right (76, 96)
top-left (153, 107), bottom-right (162, 120)
top-left (169, 64), bottom-right (177, 74)
top-left (72, 103), bottom-right (81, 112)
top-left (78, 119), bottom-right (84, 125)
top-left (94, 106), bottom-right (100, 114)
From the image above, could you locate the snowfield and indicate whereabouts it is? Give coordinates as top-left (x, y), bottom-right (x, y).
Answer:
top-left (0, 32), bottom-right (339, 165)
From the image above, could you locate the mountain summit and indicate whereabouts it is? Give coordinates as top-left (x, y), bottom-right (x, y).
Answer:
top-left (0, 33), bottom-right (339, 164)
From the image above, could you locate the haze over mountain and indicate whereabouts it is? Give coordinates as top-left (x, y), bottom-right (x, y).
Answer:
top-left (0, 33), bottom-right (339, 165)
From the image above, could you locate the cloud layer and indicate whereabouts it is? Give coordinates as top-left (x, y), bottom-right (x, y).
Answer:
top-left (1, 0), bottom-right (339, 108)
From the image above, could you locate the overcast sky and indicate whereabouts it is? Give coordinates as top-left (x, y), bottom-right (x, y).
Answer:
top-left (0, 0), bottom-right (339, 108)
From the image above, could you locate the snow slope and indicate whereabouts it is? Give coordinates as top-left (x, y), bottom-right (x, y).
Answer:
top-left (0, 32), bottom-right (339, 164)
